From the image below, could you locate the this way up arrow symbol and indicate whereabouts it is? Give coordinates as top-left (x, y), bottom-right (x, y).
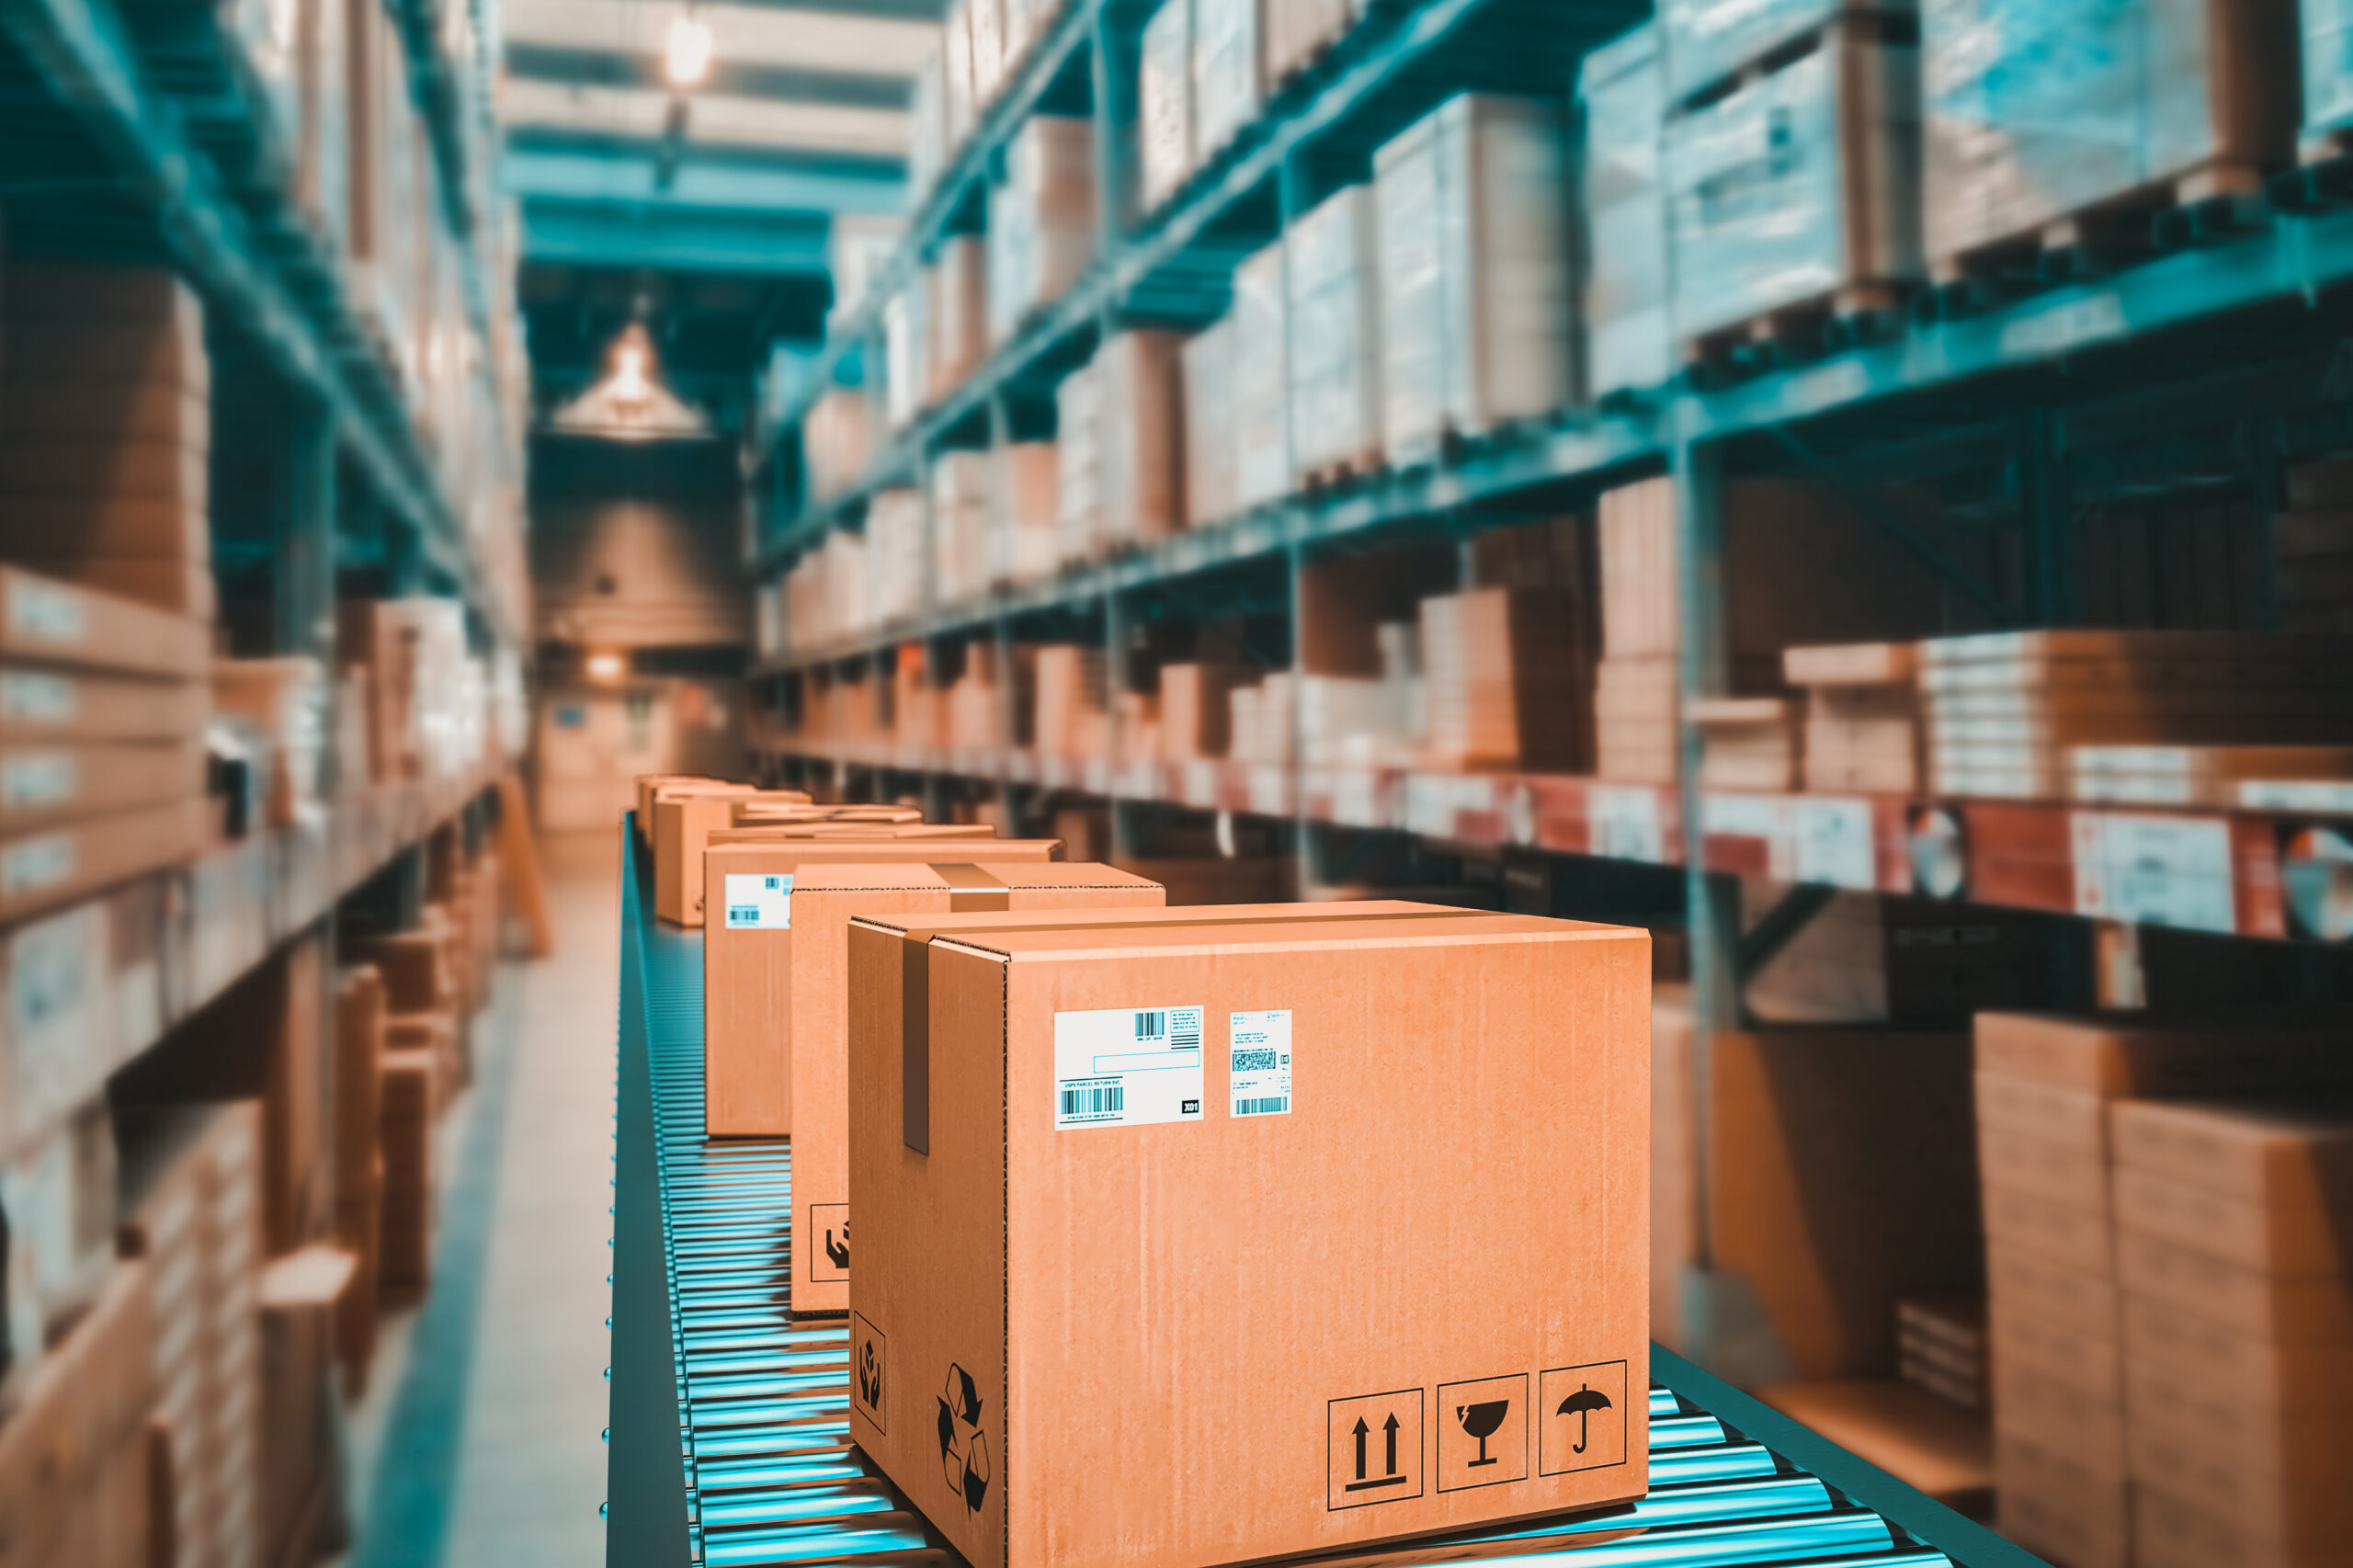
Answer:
top-left (1352, 1418), bottom-right (1369, 1481)
top-left (1383, 1413), bottom-right (1399, 1475)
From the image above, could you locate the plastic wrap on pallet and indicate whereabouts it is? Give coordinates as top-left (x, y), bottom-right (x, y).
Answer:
top-left (865, 487), bottom-right (927, 629)
top-left (1287, 186), bottom-right (1383, 479)
top-left (971, 0), bottom-right (1007, 111)
top-left (944, 0), bottom-right (977, 153)
top-left (1195, 0), bottom-right (1264, 163)
top-left (1233, 241), bottom-right (1290, 507)
top-left (1056, 359), bottom-right (1102, 562)
top-left (2307, 0), bottom-right (2353, 138)
top-left (884, 282), bottom-right (926, 430)
top-left (927, 237), bottom-right (988, 400)
top-left (1000, 442), bottom-right (1061, 582)
top-left (1664, 30), bottom-right (1923, 342)
top-left (1097, 331), bottom-right (1186, 547)
top-left (1183, 317), bottom-right (1238, 526)
top-left (987, 116), bottom-right (1096, 347)
top-left (1263, 0), bottom-right (1358, 87)
top-left (803, 390), bottom-right (873, 503)
top-left (1661, 0), bottom-right (1910, 103)
top-left (1582, 25), bottom-right (1674, 398)
top-left (1376, 94), bottom-right (1572, 463)
top-left (1142, 0), bottom-right (1197, 212)
top-left (909, 46), bottom-right (947, 206)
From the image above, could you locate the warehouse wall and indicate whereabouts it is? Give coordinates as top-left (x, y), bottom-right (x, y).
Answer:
top-left (529, 436), bottom-right (753, 650)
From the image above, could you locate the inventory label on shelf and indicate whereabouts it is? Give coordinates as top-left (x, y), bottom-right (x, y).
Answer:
top-left (0, 833), bottom-right (73, 897)
top-left (2237, 780), bottom-right (2353, 814)
top-left (2001, 292), bottom-right (2127, 360)
top-left (1054, 1005), bottom-right (1203, 1130)
top-left (1701, 793), bottom-right (1794, 878)
top-left (2070, 812), bottom-right (2235, 933)
top-left (1248, 766), bottom-right (1290, 818)
top-left (1790, 798), bottom-right (1877, 890)
top-left (1587, 786), bottom-right (1665, 863)
top-left (1, 753), bottom-right (74, 809)
top-left (1229, 1010), bottom-right (1291, 1118)
top-left (0, 672), bottom-right (72, 722)
top-left (723, 872), bottom-right (794, 930)
top-left (5, 580), bottom-right (85, 643)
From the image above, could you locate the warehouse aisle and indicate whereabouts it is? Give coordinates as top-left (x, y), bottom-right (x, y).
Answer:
top-left (344, 831), bottom-right (621, 1568)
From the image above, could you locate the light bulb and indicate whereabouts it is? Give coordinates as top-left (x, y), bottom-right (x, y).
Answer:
top-left (665, 15), bottom-right (712, 85)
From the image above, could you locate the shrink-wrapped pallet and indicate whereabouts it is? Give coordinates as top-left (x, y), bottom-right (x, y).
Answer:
top-left (1097, 330), bottom-right (1186, 548)
top-left (866, 488), bottom-right (927, 629)
top-left (1660, 0), bottom-right (1900, 102)
top-left (931, 451), bottom-right (994, 606)
top-left (943, 0), bottom-right (977, 152)
top-left (883, 282), bottom-right (926, 430)
top-left (987, 115), bottom-right (1096, 345)
top-left (927, 237), bottom-right (989, 400)
top-left (1286, 185), bottom-right (1383, 479)
top-left (1182, 317), bottom-right (1238, 526)
top-left (1194, 0), bottom-right (1262, 162)
top-left (1056, 359), bottom-right (1102, 562)
top-left (909, 45), bottom-right (947, 205)
top-left (1663, 27), bottom-right (1923, 342)
top-left (1233, 242), bottom-right (1290, 506)
top-left (803, 390), bottom-right (872, 503)
top-left (1375, 94), bottom-right (1572, 463)
top-left (1926, 0), bottom-right (2297, 267)
top-left (999, 442), bottom-right (1061, 583)
top-left (1141, 0), bottom-right (1195, 212)
top-left (970, 0), bottom-right (1006, 111)
top-left (1580, 24), bottom-right (1674, 399)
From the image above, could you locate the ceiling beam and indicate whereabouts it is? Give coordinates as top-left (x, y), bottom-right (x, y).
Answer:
top-left (502, 0), bottom-right (938, 79)
top-left (501, 76), bottom-right (912, 160)
top-left (505, 143), bottom-right (907, 217)
top-left (517, 197), bottom-right (833, 275)
top-left (504, 41), bottom-right (914, 110)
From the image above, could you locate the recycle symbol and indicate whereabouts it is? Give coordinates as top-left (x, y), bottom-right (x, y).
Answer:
top-left (936, 1362), bottom-right (990, 1513)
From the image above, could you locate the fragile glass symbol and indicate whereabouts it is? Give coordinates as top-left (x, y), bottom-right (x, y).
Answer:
top-left (1456, 1400), bottom-right (1510, 1467)
top-left (1346, 1413), bottom-right (1407, 1491)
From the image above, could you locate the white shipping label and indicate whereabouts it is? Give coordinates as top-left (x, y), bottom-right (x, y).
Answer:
top-left (723, 872), bottom-right (793, 930)
top-left (0, 672), bottom-right (74, 722)
top-left (0, 834), bottom-right (73, 896)
top-left (1587, 785), bottom-right (1665, 863)
top-left (6, 580), bottom-right (87, 642)
top-left (1054, 1005), bottom-right (1204, 1130)
top-left (1229, 1010), bottom-right (1291, 1118)
top-left (2, 753), bottom-right (75, 809)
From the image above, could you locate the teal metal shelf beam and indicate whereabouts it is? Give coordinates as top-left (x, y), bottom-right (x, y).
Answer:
top-left (504, 145), bottom-right (909, 221)
top-left (0, 0), bottom-right (517, 648)
top-left (517, 197), bottom-right (835, 276)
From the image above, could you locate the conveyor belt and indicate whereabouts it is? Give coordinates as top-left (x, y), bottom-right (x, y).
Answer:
top-left (608, 828), bottom-right (2046, 1568)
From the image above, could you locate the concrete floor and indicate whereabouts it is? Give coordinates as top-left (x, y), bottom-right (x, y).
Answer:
top-left (339, 830), bottom-right (621, 1568)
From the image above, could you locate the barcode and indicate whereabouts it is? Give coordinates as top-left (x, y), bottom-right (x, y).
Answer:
top-left (1060, 1084), bottom-right (1123, 1119)
top-left (1234, 1096), bottom-right (1289, 1118)
top-left (727, 906), bottom-right (760, 924)
top-left (767, 876), bottom-right (785, 890)
top-left (1231, 1049), bottom-right (1279, 1073)
top-left (1133, 1010), bottom-right (1166, 1040)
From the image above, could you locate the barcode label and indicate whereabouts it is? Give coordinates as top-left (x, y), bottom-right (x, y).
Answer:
top-left (1054, 1005), bottom-right (1205, 1130)
top-left (1230, 1010), bottom-right (1291, 1119)
top-left (723, 872), bottom-right (794, 929)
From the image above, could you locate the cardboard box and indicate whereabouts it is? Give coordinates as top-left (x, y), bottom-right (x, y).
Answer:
top-left (848, 903), bottom-right (1649, 1568)
top-left (257, 1245), bottom-right (354, 1566)
top-left (1979, 1126), bottom-right (2109, 1213)
top-left (1972, 1012), bottom-right (2353, 1098)
top-left (335, 967), bottom-right (386, 1197)
top-left (2109, 1099), bottom-right (2353, 1209)
top-left (1973, 1071), bottom-right (2107, 1153)
top-left (0, 738), bottom-right (204, 831)
top-left (1995, 1428), bottom-right (2131, 1568)
top-left (0, 1258), bottom-right (154, 1568)
top-left (2122, 1292), bottom-right (2353, 1421)
top-left (700, 839), bottom-right (1066, 1137)
top-left (1983, 1180), bottom-right (2116, 1276)
top-left (652, 788), bottom-right (819, 926)
top-left (2124, 1356), bottom-right (2353, 1490)
top-left (2134, 1484), bottom-right (2340, 1568)
top-left (2119, 1232), bottom-right (2353, 1343)
top-left (2129, 1415), bottom-right (2353, 1550)
top-left (0, 795), bottom-right (207, 926)
top-left (1989, 1246), bottom-right (2121, 1349)
top-left (2115, 1166), bottom-right (2352, 1277)
top-left (631, 774), bottom-right (729, 843)
top-left (1992, 1356), bottom-right (2127, 1474)
top-left (0, 565), bottom-right (209, 679)
top-left (0, 664), bottom-right (206, 744)
top-left (780, 864), bottom-right (1165, 1314)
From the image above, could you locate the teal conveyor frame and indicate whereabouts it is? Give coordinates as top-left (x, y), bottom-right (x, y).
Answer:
top-left (606, 819), bottom-right (2050, 1568)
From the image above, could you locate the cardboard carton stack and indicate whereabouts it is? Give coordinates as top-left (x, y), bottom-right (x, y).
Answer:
top-left (1192, 0), bottom-right (1260, 160)
top-left (1373, 94), bottom-right (1572, 464)
top-left (847, 903), bottom-right (1650, 1568)
top-left (933, 450), bottom-right (994, 607)
top-left (803, 389), bottom-right (873, 504)
top-left (1921, 631), bottom-right (2353, 800)
top-left (378, 1038), bottom-right (436, 1296)
top-left (927, 237), bottom-right (989, 401)
top-left (1181, 317), bottom-right (1237, 527)
top-left (865, 487), bottom-right (927, 630)
top-left (1140, 0), bottom-right (1195, 210)
top-left (257, 1244), bottom-right (358, 1562)
top-left (0, 566), bottom-right (211, 925)
top-left (0, 1255), bottom-right (155, 1568)
top-left (1595, 478), bottom-right (1685, 782)
top-left (1031, 643), bottom-right (1109, 758)
top-left (2067, 744), bottom-right (2353, 808)
top-left (334, 965), bottom-right (387, 1392)
top-left (1896, 1293), bottom-right (1987, 1411)
top-left (2110, 1099), bottom-right (2353, 1568)
top-left (1233, 242), bottom-right (1290, 509)
top-left (947, 643), bottom-right (1007, 750)
top-left (211, 656), bottom-right (328, 827)
top-left (1580, 24), bottom-right (1671, 400)
top-left (1286, 186), bottom-right (1383, 481)
top-left (1688, 696), bottom-right (1801, 790)
top-left (120, 1102), bottom-right (266, 1568)
top-left (996, 442), bottom-right (1061, 584)
top-left (1972, 1012), bottom-right (2350, 1568)
top-left (1096, 332), bottom-right (1187, 551)
top-left (1055, 358), bottom-right (1103, 563)
top-left (1787, 642), bottom-right (1924, 794)
top-left (1227, 670), bottom-right (1297, 764)
top-left (987, 116), bottom-right (1095, 346)
top-left (1155, 661), bottom-right (1241, 760)
top-left (884, 283), bottom-right (926, 432)
top-left (0, 266), bottom-right (215, 619)
top-left (1419, 587), bottom-right (1588, 772)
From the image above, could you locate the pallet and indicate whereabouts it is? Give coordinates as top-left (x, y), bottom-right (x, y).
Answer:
top-left (1295, 449), bottom-right (1384, 493)
top-left (1917, 162), bottom-right (2269, 319)
top-left (1680, 281), bottom-right (1909, 376)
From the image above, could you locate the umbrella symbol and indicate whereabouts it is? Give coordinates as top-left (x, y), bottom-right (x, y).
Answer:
top-left (1556, 1382), bottom-right (1613, 1454)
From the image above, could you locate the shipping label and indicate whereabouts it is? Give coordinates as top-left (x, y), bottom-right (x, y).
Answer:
top-left (0, 672), bottom-right (73, 722)
top-left (1, 753), bottom-right (74, 809)
top-left (1053, 1005), bottom-right (1203, 1129)
top-left (1229, 1009), bottom-right (1291, 1118)
top-left (723, 872), bottom-right (793, 930)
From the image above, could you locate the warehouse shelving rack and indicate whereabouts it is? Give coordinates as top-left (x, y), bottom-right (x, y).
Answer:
top-left (607, 820), bottom-right (2052, 1568)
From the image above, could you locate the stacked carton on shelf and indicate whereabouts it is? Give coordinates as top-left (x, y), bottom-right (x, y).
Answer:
top-left (1787, 642), bottom-right (1924, 794)
top-left (1192, 0), bottom-right (1261, 161)
top-left (1420, 587), bottom-right (1589, 771)
top-left (933, 451), bottom-right (994, 607)
top-left (1263, 0), bottom-right (1358, 85)
top-left (803, 390), bottom-right (873, 504)
top-left (1031, 644), bottom-right (1110, 758)
top-left (1688, 696), bottom-right (1802, 790)
top-left (927, 238), bottom-right (990, 402)
top-left (1140, 0), bottom-right (1195, 211)
top-left (0, 266), bottom-right (216, 619)
top-left (1232, 241), bottom-right (1291, 508)
top-left (1580, 24), bottom-right (1672, 400)
top-left (1286, 185), bottom-right (1383, 480)
top-left (1095, 331), bottom-right (1186, 550)
top-left (1181, 317), bottom-right (1237, 527)
top-left (987, 116), bottom-right (1095, 346)
top-left (997, 442), bottom-right (1062, 583)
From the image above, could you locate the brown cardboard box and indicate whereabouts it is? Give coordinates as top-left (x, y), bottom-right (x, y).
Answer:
top-left (335, 967), bottom-right (386, 1197)
top-left (360, 919), bottom-right (455, 1015)
top-left (258, 1246), bottom-right (353, 1567)
top-left (1989, 1246), bottom-right (2121, 1347)
top-left (0, 664), bottom-right (206, 744)
top-left (1973, 1072), bottom-right (2108, 1153)
top-left (0, 1258), bottom-right (155, 1568)
top-left (1979, 1127), bottom-right (2109, 1214)
top-left (378, 1049), bottom-right (436, 1291)
top-left (847, 903), bottom-right (1650, 1568)
top-left (1989, 1290), bottom-right (2123, 1403)
top-left (1992, 1358), bottom-right (2128, 1475)
top-left (0, 565), bottom-right (207, 679)
top-left (1995, 1428), bottom-right (2131, 1568)
top-left (730, 800), bottom-right (908, 825)
top-left (782, 865), bottom-right (1165, 1315)
top-left (2118, 1232), bottom-right (2353, 1342)
top-left (2129, 1417), bottom-right (2353, 1550)
top-left (699, 839), bottom-right (1066, 1137)
top-left (1983, 1181), bottom-right (2117, 1275)
top-left (2120, 1293), bottom-right (2353, 1420)
top-left (0, 738), bottom-right (204, 831)
top-left (1157, 663), bottom-right (1241, 758)
top-left (2134, 1485), bottom-right (2339, 1568)
top-left (1972, 1011), bottom-right (2353, 1097)
top-left (0, 795), bottom-right (207, 926)
top-left (654, 789), bottom-right (909, 925)
top-left (2109, 1099), bottom-right (2353, 1209)
top-left (2124, 1357), bottom-right (2353, 1491)
top-left (2115, 1167), bottom-right (2353, 1277)
top-left (632, 774), bottom-right (731, 843)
